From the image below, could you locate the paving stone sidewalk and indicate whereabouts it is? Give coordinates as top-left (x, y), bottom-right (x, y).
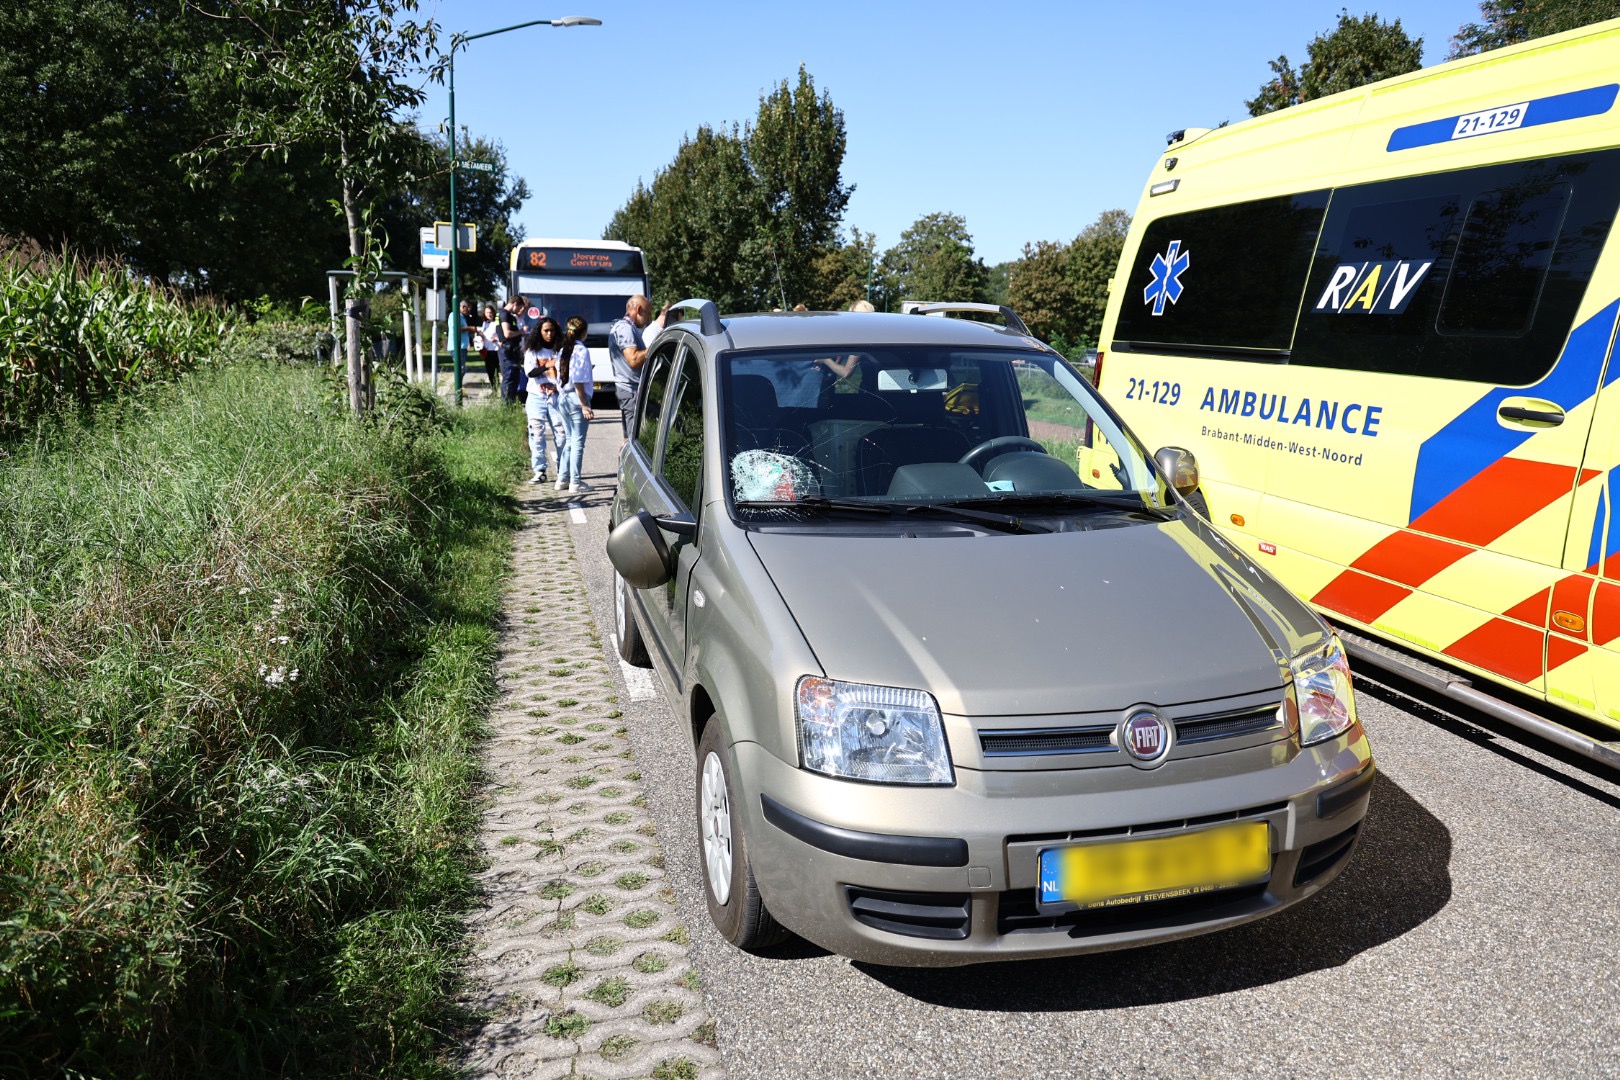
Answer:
top-left (459, 485), bottom-right (724, 1080)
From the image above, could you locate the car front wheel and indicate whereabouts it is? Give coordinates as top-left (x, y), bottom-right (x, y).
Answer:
top-left (696, 718), bottom-right (788, 950)
top-left (614, 569), bottom-right (651, 667)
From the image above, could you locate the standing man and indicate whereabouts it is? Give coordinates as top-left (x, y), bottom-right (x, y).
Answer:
top-left (498, 294), bottom-right (528, 404)
top-left (608, 294), bottom-right (653, 442)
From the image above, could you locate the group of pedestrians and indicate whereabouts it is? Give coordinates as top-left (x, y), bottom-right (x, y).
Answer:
top-left (458, 293), bottom-right (668, 493)
top-left (521, 313), bottom-right (596, 492)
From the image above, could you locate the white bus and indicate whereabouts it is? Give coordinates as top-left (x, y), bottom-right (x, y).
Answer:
top-left (508, 238), bottom-right (651, 396)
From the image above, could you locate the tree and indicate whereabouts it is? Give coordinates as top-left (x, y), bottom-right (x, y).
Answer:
top-left (1450, 0), bottom-right (1620, 57)
top-left (807, 229), bottom-right (878, 310)
top-left (1007, 241), bottom-right (1079, 345)
top-left (1068, 209), bottom-right (1131, 347)
top-left (187, 0), bottom-right (440, 411)
top-left (380, 128), bottom-right (529, 300)
top-left (1246, 11), bottom-right (1423, 116)
top-left (606, 124), bottom-right (757, 311)
top-left (1005, 209), bottom-right (1130, 353)
top-left (881, 213), bottom-right (991, 306)
top-left (745, 66), bottom-right (855, 308)
top-left (604, 67), bottom-right (853, 312)
top-left (0, 0), bottom-right (350, 302)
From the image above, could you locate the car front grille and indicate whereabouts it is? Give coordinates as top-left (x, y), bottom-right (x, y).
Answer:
top-left (996, 881), bottom-right (1270, 937)
top-left (1006, 799), bottom-right (1287, 847)
top-left (1175, 703), bottom-right (1283, 743)
top-left (845, 887), bottom-right (971, 940)
top-left (977, 700), bottom-right (1285, 760)
top-left (980, 725), bottom-right (1114, 756)
top-left (1293, 822), bottom-right (1360, 887)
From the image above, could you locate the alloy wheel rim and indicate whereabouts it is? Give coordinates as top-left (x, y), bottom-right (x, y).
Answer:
top-left (614, 572), bottom-right (627, 642)
top-left (700, 751), bottom-right (733, 905)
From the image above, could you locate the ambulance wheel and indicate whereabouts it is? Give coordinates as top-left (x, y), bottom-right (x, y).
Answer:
top-left (1183, 488), bottom-right (1210, 519)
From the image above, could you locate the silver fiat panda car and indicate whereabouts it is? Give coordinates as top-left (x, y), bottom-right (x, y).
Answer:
top-left (608, 301), bottom-right (1373, 967)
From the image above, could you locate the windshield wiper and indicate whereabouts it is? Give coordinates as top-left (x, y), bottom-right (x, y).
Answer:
top-left (735, 497), bottom-right (894, 516)
top-left (736, 497), bottom-right (1049, 533)
top-left (946, 491), bottom-right (1176, 520)
top-left (898, 502), bottom-right (1053, 534)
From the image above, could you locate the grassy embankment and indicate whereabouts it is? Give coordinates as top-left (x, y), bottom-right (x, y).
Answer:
top-left (0, 339), bottom-right (525, 1072)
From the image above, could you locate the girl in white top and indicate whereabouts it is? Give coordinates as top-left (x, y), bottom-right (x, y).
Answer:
top-left (556, 315), bottom-right (597, 492)
top-left (522, 317), bottom-right (566, 483)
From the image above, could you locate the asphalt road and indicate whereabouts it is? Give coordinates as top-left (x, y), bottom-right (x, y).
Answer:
top-left (567, 415), bottom-right (1620, 1079)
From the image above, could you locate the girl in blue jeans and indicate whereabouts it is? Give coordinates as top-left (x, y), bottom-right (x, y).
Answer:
top-left (556, 316), bottom-right (596, 492)
top-left (523, 317), bottom-right (566, 484)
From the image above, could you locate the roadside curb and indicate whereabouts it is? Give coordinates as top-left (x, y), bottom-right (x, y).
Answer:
top-left (459, 480), bottom-right (724, 1080)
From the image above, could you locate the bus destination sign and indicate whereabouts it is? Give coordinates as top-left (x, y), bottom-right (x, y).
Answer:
top-left (521, 247), bottom-right (644, 276)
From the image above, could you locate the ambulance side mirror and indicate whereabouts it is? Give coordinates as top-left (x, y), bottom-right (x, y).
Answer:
top-left (1154, 446), bottom-right (1200, 497)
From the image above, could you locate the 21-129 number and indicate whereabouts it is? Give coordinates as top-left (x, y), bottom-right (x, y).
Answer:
top-left (1124, 378), bottom-right (1181, 405)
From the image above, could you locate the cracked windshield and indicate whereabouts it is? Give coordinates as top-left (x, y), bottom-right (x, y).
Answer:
top-left (724, 346), bottom-right (1163, 520)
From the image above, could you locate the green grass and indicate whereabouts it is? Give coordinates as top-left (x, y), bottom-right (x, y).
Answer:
top-left (0, 362), bottom-right (525, 1077)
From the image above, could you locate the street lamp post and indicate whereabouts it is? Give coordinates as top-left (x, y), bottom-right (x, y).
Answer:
top-left (448, 15), bottom-right (601, 407)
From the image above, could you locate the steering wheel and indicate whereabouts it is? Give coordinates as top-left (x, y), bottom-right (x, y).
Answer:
top-left (958, 435), bottom-right (1047, 473)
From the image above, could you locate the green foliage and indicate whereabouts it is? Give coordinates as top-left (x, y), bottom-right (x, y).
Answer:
top-left (1247, 10), bottom-right (1424, 116)
top-left (0, 364), bottom-right (522, 1076)
top-left (380, 129), bottom-right (530, 297)
top-left (606, 67), bottom-right (852, 311)
top-left (746, 67), bottom-right (856, 306)
top-left (187, 0), bottom-right (442, 410)
top-left (881, 212), bottom-right (991, 306)
top-left (808, 229), bottom-right (879, 310)
top-left (1005, 209), bottom-right (1130, 350)
top-left (0, 0), bottom-right (349, 301)
top-left (0, 242), bottom-right (226, 439)
top-left (609, 124), bottom-right (758, 311)
top-left (1449, 0), bottom-right (1620, 57)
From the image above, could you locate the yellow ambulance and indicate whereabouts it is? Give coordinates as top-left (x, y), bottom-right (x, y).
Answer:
top-left (1096, 18), bottom-right (1620, 766)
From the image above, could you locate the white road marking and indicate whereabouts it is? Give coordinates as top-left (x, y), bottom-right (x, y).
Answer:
top-left (611, 635), bottom-right (656, 701)
top-left (569, 508), bottom-right (587, 524)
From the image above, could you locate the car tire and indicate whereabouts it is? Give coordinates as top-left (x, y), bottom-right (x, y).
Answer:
top-left (1182, 487), bottom-right (1210, 519)
top-left (696, 718), bottom-right (789, 950)
top-left (615, 570), bottom-right (652, 667)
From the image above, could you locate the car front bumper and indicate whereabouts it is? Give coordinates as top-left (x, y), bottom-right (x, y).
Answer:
top-left (734, 730), bottom-right (1373, 967)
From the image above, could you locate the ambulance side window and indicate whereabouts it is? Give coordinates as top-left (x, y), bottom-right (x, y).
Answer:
top-left (1295, 149), bottom-right (1620, 386)
top-left (1112, 190), bottom-right (1330, 353)
top-left (1438, 183), bottom-right (1572, 336)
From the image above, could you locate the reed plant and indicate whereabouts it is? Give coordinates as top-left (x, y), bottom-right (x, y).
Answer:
top-left (0, 240), bottom-right (225, 440)
top-left (0, 361), bottom-right (524, 1077)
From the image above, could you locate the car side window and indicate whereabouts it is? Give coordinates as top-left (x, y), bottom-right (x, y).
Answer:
top-left (659, 347), bottom-right (705, 512)
top-left (636, 343), bottom-right (679, 459)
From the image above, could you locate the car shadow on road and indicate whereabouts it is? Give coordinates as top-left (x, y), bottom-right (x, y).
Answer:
top-left (855, 773), bottom-right (1450, 1010)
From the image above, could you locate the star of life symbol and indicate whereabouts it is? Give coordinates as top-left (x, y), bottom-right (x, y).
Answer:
top-left (1143, 240), bottom-right (1190, 315)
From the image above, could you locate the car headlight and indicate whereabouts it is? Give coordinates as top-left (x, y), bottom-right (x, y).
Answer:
top-left (1289, 633), bottom-right (1359, 746)
top-left (795, 677), bottom-right (954, 785)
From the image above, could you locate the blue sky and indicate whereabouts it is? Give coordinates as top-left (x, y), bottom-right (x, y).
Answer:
top-left (418, 0), bottom-right (1484, 267)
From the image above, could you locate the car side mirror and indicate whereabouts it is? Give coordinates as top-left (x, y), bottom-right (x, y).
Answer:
top-left (1154, 446), bottom-right (1200, 497)
top-left (607, 510), bottom-right (675, 589)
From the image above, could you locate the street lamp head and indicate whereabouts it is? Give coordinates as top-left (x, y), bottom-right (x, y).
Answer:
top-left (553, 16), bottom-right (603, 26)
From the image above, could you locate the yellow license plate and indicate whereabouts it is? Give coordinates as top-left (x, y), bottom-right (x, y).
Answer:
top-left (1038, 821), bottom-right (1271, 910)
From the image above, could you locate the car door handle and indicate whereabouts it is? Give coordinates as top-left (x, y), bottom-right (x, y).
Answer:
top-left (1497, 398), bottom-right (1564, 428)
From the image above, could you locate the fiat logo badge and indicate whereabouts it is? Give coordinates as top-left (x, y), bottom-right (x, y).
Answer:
top-left (1120, 709), bottom-right (1172, 765)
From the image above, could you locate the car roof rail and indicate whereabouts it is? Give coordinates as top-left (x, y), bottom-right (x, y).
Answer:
top-left (669, 298), bottom-right (725, 337)
top-left (908, 302), bottom-right (1031, 337)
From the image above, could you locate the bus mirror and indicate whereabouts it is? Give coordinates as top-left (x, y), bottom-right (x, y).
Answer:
top-left (1155, 446), bottom-right (1200, 496)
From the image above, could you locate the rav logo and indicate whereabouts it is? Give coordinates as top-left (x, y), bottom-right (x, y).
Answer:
top-left (1313, 260), bottom-right (1433, 315)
